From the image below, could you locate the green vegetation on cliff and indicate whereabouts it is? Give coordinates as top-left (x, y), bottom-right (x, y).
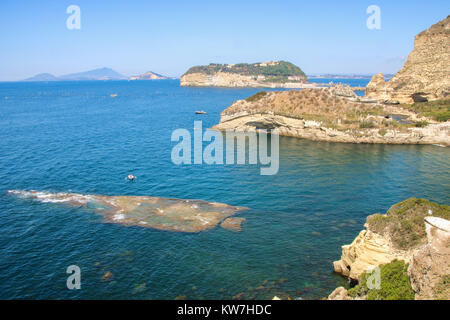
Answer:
top-left (245, 91), bottom-right (268, 102)
top-left (434, 275), bottom-right (450, 300)
top-left (348, 260), bottom-right (415, 300)
top-left (183, 61), bottom-right (307, 79)
top-left (399, 98), bottom-right (450, 122)
top-left (367, 198), bottom-right (450, 250)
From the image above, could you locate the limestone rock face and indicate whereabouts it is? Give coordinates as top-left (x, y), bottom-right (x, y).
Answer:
top-left (332, 226), bottom-right (413, 280)
top-left (331, 199), bottom-right (450, 300)
top-left (366, 16), bottom-right (450, 103)
top-left (365, 73), bottom-right (389, 100)
top-left (408, 217), bottom-right (450, 300)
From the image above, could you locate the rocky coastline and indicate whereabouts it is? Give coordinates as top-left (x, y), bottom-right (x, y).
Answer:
top-left (212, 17), bottom-right (450, 146)
top-left (212, 85), bottom-right (450, 146)
top-left (180, 71), bottom-right (315, 88)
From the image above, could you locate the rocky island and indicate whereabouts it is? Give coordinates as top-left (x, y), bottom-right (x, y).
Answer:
top-left (180, 61), bottom-right (311, 88)
top-left (329, 198), bottom-right (450, 300)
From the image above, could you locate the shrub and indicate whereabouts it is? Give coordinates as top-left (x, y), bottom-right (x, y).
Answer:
top-left (414, 121), bottom-right (429, 128)
top-left (348, 260), bottom-right (415, 300)
top-left (245, 91), bottom-right (267, 102)
top-left (398, 99), bottom-right (450, 122)
top-left (360, 120), bottom-right (376, 128)
top-left (434, 275), bottom-right (450, 300)
top-left (435, 111), bottom-right (450, 122)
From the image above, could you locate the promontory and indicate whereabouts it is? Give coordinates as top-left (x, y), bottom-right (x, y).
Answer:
top-left (212, 16), bottom-right (450, 146)
top-left (180, 61), bottom-right (311, 88)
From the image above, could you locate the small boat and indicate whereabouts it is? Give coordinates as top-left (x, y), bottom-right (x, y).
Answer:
top-left (126, 174), bottom-right (137, 181)
top-left (195, 110), bottom-right (207, 115)
top-left (110, 94), bottom-right (118, 98)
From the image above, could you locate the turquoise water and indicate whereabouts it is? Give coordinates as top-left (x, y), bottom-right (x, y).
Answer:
top-left (0, 80), bottom-right (448, 299)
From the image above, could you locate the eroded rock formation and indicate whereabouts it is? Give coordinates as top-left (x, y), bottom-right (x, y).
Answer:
top-left (331, 199), bottom-right (450, 300)
top-left (332, 228), bottom-right (413, 280)
top-left (366, 16), bottom-right (450, 103)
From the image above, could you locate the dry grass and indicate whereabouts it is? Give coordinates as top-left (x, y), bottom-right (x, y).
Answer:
top-left (223, 88), bottom-right (404, 131)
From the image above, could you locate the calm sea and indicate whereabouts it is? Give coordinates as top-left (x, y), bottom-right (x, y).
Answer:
top-left (0, 79), bottom-right (448, 299)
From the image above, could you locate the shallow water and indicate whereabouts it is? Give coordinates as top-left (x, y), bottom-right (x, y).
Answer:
top-left (0, 80), bottom-right (448, 299)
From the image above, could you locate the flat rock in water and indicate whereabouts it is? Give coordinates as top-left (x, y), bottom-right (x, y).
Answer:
top-left (220, 217), bottom-right (246, 231)
top-left (8, 190), bottom-right (248, 233)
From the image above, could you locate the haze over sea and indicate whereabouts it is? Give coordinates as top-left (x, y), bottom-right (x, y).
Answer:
top-left (0, 79), bottom-right (448, 299)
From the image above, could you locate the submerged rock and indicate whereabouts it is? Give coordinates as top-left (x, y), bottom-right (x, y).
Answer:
top-left (8, 190), bottom-right (248, 233)
top-left (220, 217), bottom-right (246, 232)
top-left (102, 271), bottom-right (113, 281)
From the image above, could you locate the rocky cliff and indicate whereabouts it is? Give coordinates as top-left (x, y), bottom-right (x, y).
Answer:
top-left (180, 61), bottom-right (311, 88)
top-left (330, 199), bottom-right (450, 300)
top-left (366, 16), bottom-right (450, 103)
top-left (212, 85), bottom-right (450, 146)
top-left (408, 217), bottom-right (450, 300)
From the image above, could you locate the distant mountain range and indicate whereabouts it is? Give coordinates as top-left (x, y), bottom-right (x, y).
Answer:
top-left (23, 68), bottom-right (171, 81)
top-left (24, 73), bottom-right (61, 81)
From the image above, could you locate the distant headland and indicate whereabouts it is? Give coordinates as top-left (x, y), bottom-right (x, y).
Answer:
top-left (180, 61), bottom-right (312, 88)
top-left (129, 71), bottom-right (172, 80)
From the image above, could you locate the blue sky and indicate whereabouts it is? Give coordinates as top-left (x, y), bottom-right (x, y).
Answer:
top-left (0, 0), bottom-right (448, 80)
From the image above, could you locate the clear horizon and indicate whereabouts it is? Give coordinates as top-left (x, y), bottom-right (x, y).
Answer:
top-left (0, 0), bottom-right (448, 81)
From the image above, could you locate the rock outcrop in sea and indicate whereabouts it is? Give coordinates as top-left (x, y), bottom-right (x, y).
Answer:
top-left (7, 190), bottom-right (248, 233)
top-left (180, 61), bottom-right (312, 88)
top-left (330, 198), bottom-right (450, 300)
top-left (212, 85), bottom-right (450, 145)
top-left (366, 16), bottom-right (450, 103)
